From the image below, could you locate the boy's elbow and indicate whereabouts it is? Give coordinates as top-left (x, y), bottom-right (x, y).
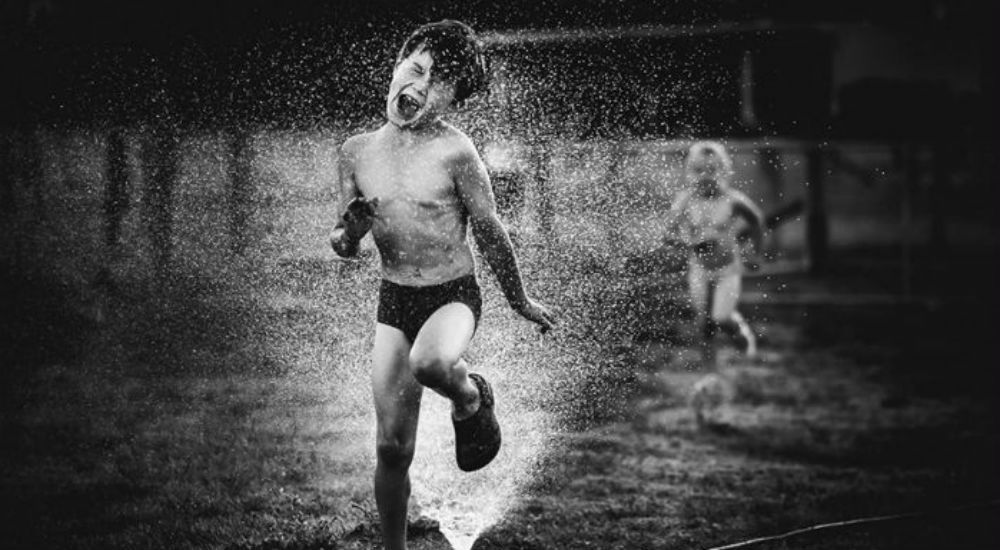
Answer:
top-left (330, 229), bottom-right (359, 258)
top-left (472, 218), bottom-right (511, 252)
top-left (331, 242), bottom-right (357, 258)
top-left (332, 243), bottom-right (358, 258)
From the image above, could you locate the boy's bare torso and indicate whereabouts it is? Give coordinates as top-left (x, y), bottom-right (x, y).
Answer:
top-left (682, 192), bottom-right (739, 245)
top-left (676, 190), bottom-right (748, 270)
top-left (346, 123), bottom-right (475, 286)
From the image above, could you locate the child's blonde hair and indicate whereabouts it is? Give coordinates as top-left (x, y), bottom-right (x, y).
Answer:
top-left (685, 140), bottom-right (734, 186)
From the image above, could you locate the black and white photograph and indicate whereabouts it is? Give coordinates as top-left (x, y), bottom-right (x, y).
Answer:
top-left (1, 1), bottom-right (995, 549)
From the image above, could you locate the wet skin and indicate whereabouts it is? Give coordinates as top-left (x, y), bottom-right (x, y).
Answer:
top-left (336, 46), bottom-right (481, 286)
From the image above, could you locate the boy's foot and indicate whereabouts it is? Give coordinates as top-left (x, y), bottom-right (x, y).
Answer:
top-left (735, 325), bottom-right (758, 359)
top-left (453, 373), bottom-right (501, 472)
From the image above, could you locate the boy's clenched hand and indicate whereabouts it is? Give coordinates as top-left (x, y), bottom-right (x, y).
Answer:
top-left (341, 196), bottom-right (380, 240)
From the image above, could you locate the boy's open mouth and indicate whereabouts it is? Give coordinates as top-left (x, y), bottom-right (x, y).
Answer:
top-left (397, 94), bottom-right (421, 119)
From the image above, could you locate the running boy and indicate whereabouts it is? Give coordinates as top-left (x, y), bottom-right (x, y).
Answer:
top-left (667, 140), bottom-right (764, 359)
top-left (329, 20), bottom-right (556, 550)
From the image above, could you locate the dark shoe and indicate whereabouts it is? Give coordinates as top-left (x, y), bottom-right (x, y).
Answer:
top-left (453, 373), bottom-right (501, 472)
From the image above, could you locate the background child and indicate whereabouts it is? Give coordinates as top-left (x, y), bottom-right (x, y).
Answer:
top-left (667, 140), bottom-right (764, 361)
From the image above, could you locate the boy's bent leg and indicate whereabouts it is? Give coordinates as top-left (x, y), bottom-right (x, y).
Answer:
top-left (410, 302), bottom-right (501, 471)
top-left (689, 262), bottom-right (716, 364)
top-left (712, 274), bottom-right (756, 357)
top-left (710, 271), bottom-right (741, 322)
top-left (452, 372), bottom-right (501, 471)
top-left (372, 324), bottom-right (422, 550)
top-left (409, 303), bottom-right (479, 419)
top-left (719, 311), bottom-right (757, 358)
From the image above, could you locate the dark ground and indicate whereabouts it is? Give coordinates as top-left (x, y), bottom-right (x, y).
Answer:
top-left (1, 246), bottom-right (998, 549)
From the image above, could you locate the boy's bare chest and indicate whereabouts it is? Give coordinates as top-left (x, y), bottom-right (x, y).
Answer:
top-left (687, 197), bottom-right (733, 228)
top-left (354, 146), bottom-right (455, 203)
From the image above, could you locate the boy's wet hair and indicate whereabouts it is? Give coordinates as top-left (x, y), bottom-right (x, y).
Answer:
top-left (397, 19), bottom-right (489, 104)
top-left (685, 140), bottom-right (734, 182)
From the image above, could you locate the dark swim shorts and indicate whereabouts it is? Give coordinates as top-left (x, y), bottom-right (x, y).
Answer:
top-left (377, 274), bottom-right (483, 342)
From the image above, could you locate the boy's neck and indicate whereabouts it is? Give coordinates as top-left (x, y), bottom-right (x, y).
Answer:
top-left (384, 117), bottom-right (446, 140)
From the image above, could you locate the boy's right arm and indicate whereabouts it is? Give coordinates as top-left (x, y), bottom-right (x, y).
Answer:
top-left (729, 190), bottom-right (765, 270)
top-left (664, 189), bottom-right (692, 245)
top-left (730, 190), bottom-right (764, 252)
top-left (330, 140), bottom-right (376, 258)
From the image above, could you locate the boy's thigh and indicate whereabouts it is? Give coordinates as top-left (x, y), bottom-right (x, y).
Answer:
top-left (372, 324), bottom-right (422, 434)
top-left (711, 273), bottom-right (742, 321)
top-left (411, 302), bottom-right (477, 362)
top-left (687, 262), bottom-right (710, 313)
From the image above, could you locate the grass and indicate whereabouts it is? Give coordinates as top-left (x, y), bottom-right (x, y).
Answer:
top-left (1, 248), bottom-right (998, 549)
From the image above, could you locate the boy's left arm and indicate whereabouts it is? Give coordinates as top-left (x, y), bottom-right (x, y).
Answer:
top-left (664, 188), bottom-right (693, 246)
top-left (731, 190), bottom-right (766, 262)
top-left (451, 139), bottom-right (556, 331)
top-left (330, 138), bottom-right (378, 258)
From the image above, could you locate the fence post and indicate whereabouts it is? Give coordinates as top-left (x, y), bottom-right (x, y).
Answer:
top-left (143, 126), bottom-right (178, 283)
top-left (806, 145), bottom-right (828, 275)
top-left (533, 136), bottom-right (554, 236)
top-left (104, 126), bottom-right (129, 249)
top-left (229, 128), bottom-right (252, 255)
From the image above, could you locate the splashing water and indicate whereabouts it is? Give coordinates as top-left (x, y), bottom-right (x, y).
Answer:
top-left (4, 118), bottom-right (785, 548)
top-left (258, 224), bottom-right (583, 549)
top-left (411, 360), bottom-right (559, 550)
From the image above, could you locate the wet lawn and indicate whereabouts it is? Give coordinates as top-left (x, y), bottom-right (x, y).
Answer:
top-left (1, 254), bottom-right (997, 550)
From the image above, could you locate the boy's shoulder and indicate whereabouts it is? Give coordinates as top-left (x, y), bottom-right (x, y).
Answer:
top-left (671, 188), bottom-right (695, 209)
top-left (428, 122), bottom-right (481, 164)
top-left (341, 129), bottom-right (379, 155)
top-left (437, 121), bottom-right (477, 148)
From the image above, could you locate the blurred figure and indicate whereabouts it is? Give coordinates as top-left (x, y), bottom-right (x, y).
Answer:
top-left (667, 140), bottom-right (764, 361)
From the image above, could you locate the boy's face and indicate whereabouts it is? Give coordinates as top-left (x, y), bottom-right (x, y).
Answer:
top-left (688, 156), bottom-right (726, 195)
top-left (386, 45), bottom-right (457, 129)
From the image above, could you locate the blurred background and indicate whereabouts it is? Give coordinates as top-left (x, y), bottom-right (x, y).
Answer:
top-left (0, 0), bottom-right (994, 292)
top-left (1, 1), bottom-right (996, 549)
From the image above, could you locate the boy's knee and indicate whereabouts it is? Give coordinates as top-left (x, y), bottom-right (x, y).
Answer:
top-left (376, 437), bottom-right (416, 469)
top-left (408, 350), bottom-right (453, 387)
